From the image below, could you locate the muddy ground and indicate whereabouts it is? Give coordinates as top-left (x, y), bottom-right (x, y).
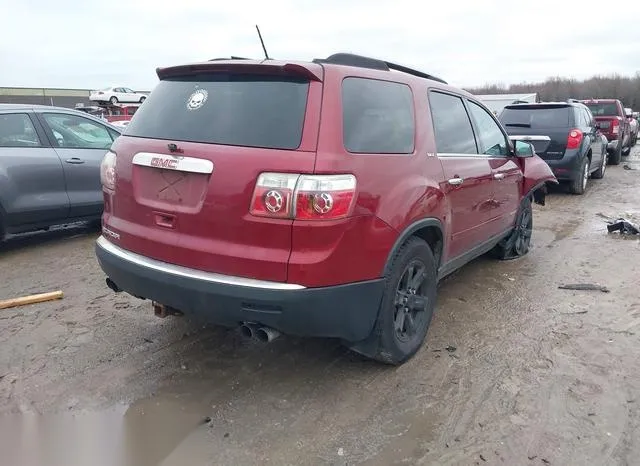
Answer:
top-left (1, 149), bottom-right (640, 466)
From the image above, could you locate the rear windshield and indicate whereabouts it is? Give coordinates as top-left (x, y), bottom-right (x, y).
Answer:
top-left (126, 74), bottom-right (309, 150)
top-left (584, 102), bottom-right (618, 116)
top-left (500, 106), bottom-right (570, 128)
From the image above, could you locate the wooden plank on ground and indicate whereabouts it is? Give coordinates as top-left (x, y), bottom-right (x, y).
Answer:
top-left (0, 291), bottom-right (64, 310)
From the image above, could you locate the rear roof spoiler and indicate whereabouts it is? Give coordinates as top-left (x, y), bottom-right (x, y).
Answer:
top-left (156, 61), bottom-right (323, 82)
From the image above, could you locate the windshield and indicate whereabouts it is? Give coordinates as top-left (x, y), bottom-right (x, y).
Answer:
top-left (500, 106), bottom-right (570, 128)
top-left (584, 103), bottom-right (618, 116)
top-left (126, 74), bottom-right (310, 150)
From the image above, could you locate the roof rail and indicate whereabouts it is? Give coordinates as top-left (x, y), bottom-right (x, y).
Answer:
top-left (312, 53), bottom-right (447, 84)
top-left (208, 56), bottom-right (251, 61)
top-left (566, 98), bottom-right (581, 103)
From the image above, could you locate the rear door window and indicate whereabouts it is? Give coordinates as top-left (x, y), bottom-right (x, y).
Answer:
top-left (500, 106), bottom-right (571, 128)
top-left (428, 91), bottom-right (477, 154)
top-left (126, 74), bottom-right (310, 150)
top-left (0, 113), bottom-right (41, 147)
top-left (342, 78), bottom-right (415, 154)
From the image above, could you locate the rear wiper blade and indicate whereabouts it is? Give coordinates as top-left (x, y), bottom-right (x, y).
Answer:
top-left (505, 123), bottom-right (531, 127)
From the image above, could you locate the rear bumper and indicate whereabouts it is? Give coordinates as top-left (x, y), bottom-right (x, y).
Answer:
top-left (542, 149), bottom-right (582, 181)
top-left (95, 236), bottom-right (384, 342)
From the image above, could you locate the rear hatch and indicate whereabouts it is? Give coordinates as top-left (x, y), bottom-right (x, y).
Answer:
top-left (106, 61), bottom-right (323, 282)
top-left (582, 101), bottom-right (621, 140)
top-left (500, 104), bottom-right (571, 159)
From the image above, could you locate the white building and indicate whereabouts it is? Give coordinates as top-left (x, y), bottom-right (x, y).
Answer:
top-left (475, 93), bottom-right (538, 116)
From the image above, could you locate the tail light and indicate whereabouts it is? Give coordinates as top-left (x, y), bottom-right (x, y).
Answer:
top-left (566, 129), bottom-right (583, 149)
top-left (250, 173), bottom-right (357, 220)
top-left (100, 151), bottom-right (117, 191)
top-left (612, 118), bottom-right (620, 135)
top-left (250, 173), bottom-right (298, 218)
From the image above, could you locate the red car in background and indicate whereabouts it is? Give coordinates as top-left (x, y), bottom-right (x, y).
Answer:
top-left (581, 99), bottom-right (630, 164)
top-left (104, 103), bottom-right (140, 124)
top-left (95, 53), bottom-right (556, 365)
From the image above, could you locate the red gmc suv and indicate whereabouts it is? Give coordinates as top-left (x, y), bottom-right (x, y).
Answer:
top-left (96, 53), bottom-right (556, 365)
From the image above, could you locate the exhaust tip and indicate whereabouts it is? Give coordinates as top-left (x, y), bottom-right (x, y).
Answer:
top-left (255, 326), bottom-right (280, 343)
top-left (255, 328), bottom-right (269, 342)
top-left (239, 324), bottom-right (254, 339)
top-left (106, 278), bottom-right (120, 293)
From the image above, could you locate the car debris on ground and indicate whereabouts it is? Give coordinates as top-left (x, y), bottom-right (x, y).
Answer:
top-left (558, 284), bottom-right (610, 293)
top-left (607, 218), bottom-right (640, 235)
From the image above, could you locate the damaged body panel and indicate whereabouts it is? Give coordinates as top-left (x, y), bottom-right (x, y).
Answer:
top-left (509, 135), bottom-right (558, 205)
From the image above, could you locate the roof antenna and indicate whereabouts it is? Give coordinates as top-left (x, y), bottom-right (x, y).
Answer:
top-left (255, 25), bottom-right (270, 60)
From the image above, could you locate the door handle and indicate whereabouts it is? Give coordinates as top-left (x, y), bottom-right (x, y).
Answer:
top-left (493, 173), bottom-right (505, 180)
top-left (65, 158), bottom-right (85, 164)
top-left (448, 177), bottom-right (464, 186)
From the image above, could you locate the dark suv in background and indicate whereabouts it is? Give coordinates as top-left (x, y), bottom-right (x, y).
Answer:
top-left (499, 101), bottom-right (607, 195)
top-left (581, 98), bottom-right (630, 164)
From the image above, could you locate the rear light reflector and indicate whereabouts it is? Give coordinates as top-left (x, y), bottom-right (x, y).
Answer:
top-left (612, 118), bottom-right (620, 134)
top-left (566, 129), bottom-right (583, 149)
top-left (249, 173), bottom-right (357, 220)
top-left (100, 151), bottom-right (117, 191)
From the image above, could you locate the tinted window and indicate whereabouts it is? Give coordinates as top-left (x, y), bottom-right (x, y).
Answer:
top-left (584, 102), bottom-right (618, 116)
top-left (500, 106), bottom-right (570, 128)
top-left (42, 113), bottom-right (114, 149)
top-left (468, 101), bottom-right (508, 156)
top-left (429, 91), bottom-right (477, 154)
top-left (580, 108), bottom-right (592, 127)
top-left (0, 113), bottom-right (41, 147)
top-left (127, 74), bottom-right (309, 150)
top-left (342, 78), bottom-right (414, 154)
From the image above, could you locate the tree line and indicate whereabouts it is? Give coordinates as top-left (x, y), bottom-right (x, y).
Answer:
top-left (465, 73), bottom-right (640, 110)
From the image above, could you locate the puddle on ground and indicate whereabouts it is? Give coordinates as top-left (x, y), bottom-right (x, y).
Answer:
top-left (0, 395), bottom-right (209, 466)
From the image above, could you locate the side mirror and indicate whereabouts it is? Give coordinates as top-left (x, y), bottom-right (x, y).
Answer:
top-left (595, 123), bottom-right (601, 130)
top-left (514, 140), bottom-right (534, 158)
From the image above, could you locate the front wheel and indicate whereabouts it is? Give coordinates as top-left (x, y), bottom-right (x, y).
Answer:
top-left (109, 96), bottom-right (118, 105)
top-left (350, 237), bottom-right (437, 365)
top-left (139, 96), bottom-right (146, 103)
top-left (592, 150), bottom-right (607, 179)
top-left (609, 142), bottom-right (622, 165)
top-left (493, 197), bottom-right (533, 260)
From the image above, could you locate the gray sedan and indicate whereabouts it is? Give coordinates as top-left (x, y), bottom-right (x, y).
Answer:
top-left (0, 104), bottom-right (121, 240)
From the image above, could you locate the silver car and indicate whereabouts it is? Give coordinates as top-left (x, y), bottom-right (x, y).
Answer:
top-left (0, 104), bottom-right (121, 240)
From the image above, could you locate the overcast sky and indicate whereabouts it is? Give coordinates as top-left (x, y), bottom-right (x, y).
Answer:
top-left (2, 0), bottom-right (640, 91)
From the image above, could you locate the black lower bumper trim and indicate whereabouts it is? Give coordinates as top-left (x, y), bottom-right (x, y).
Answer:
top-left (95, 239), bottom-right (385, 342)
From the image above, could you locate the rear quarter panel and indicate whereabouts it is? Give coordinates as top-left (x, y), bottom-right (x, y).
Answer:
top-left (298, 68), bottom-right (448, 285)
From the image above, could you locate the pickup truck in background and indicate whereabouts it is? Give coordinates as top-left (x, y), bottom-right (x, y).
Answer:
top-left (581, 99), bottom-right (630, 165)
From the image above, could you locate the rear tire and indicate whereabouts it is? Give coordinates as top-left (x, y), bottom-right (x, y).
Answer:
top-left (569, 157), bottom-right (589, 195)
top-left (592, 150), bottom-right (607, 179)
top-left (350, 237), bottom-right (437, 365)
top-left (493, 197), bottom-right (533, 260)
top-left (609, 142), bottom-right (622, 165)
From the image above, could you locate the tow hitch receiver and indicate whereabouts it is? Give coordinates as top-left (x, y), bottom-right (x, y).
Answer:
top-left (152, 301), bottom-right (184, 318)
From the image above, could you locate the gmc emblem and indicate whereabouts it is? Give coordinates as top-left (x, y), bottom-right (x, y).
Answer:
top-left (150, 157), bottom-right (178, 170)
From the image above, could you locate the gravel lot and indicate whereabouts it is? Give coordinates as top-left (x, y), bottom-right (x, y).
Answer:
top-left (1, 148), bottom-right (639, 466)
